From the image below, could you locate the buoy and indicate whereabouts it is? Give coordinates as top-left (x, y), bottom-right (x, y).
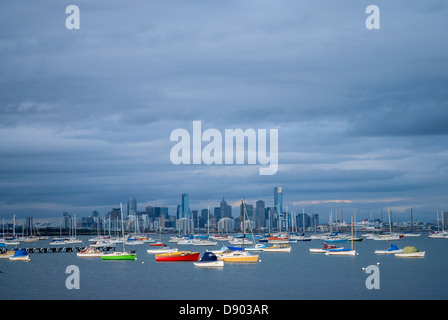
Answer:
top-left (377, 262), bottom-right (380, 266)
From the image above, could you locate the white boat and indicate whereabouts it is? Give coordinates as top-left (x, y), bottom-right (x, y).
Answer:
top-left (394, 246), bottom-right (425, 258)
top-left (77, 247), bottom-right (103, 257)
top-left (9, 249), bottom-right (30, 261)
top-left (395, 251), bottom-right (426, 258)
top-left (49, 239), bottom-right (66, 245)
top-left (429, 231), bottom-right (448, 239)
top-left (192, 240), bottom-right (218, 246)
top-left (125, 240), bottom-right (144, 245)
top-left (193, 252), bottom-right (224, 268)
top-left (245, 243), bottom-right (268, 251)
top-left (325, 249), bottom-right (357, 256)
top-left (309, 242), bottom-right (344, 253)
top-left (3, 240), bottom-right (20, 246)
top-left (111, 237), bottom-right (126, 244)
top-left (403, 233), bottom-right (421, 237)
top-left (23, 236), bottom-right (39, 243)
top-left (178, 239), bottom-right (195, 245)
top-left (229, 238), bottom-right (254, 245)
top-left (374, 244), bottom-right (403, 254)
top-left (210, 235), bottom-right (234, 241)
top-left (147, 246), bottom-right (179, 254)
top-left (169, 236), bottom-right (182, 243)
top-left (91, 240), bottom-right (115, 248)
top-left (262, 244), bottom-right (291, 252)
top-left (372, 234), bottom-right (401, 241)
top-left (65, 238), bottom-right (83, 244)
top-left (326, 216), bottom-right (357, 256)
top-left (290, 230), bottom-right (312, 241)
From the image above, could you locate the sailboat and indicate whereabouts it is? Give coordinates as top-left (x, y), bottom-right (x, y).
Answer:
top-left (326, 216), bottom-right (357, 256)
top-left (101, 203), bottom-right (137, 261)
top-left (216, 199), bottom-right (259, 263)
top-left (65, 214), bottom-right (83, 244)
top-left (372, 207), bottom-right (402, 240)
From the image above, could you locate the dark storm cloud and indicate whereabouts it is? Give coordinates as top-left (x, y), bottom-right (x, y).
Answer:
top-left (1, 0), bottom-right (448, 220)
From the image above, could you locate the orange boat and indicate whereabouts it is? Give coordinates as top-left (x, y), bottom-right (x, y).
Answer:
top-left (155, 251), bottom-right (200, 262)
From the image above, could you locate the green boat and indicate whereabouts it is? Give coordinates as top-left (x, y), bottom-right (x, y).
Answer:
top-left (101, 202), bottom-right (137, 261)
top-left (101, 251), bottom-right (136, 261)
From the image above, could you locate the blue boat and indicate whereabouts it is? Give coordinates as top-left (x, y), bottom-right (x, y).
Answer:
top-left (9, 249), bottom-right (30, 261)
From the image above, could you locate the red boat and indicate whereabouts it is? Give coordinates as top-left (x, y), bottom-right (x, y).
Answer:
top-left (150, 242), bottom-right (166, 246)
top-left (155, 251), bottom-right (200, 262)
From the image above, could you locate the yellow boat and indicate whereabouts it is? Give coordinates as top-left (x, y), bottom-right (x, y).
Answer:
top-left (0, 250), bottom-right (15, 259)
top-left (216, 250), bottom-right (259, 263)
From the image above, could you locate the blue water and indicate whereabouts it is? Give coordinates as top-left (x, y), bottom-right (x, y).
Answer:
top-left (1, 234), bottom-right (447, 300)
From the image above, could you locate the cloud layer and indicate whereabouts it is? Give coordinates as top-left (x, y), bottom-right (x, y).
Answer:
top-left (1, 0), bottom-right (447, 222)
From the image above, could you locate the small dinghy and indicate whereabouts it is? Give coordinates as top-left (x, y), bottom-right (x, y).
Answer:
top-left (9, 249), bottom-right (30, 262)
top-left (375, 244), bottom-right (403, 255)
top-left (193, 252), bottom-right (224, 268)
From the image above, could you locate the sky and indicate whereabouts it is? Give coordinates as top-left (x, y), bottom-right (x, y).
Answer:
top-left (0, 0), bottom-right (447, 223)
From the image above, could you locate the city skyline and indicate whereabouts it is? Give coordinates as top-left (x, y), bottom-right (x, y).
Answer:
top-left (1, 1), bottom-right (447, 223)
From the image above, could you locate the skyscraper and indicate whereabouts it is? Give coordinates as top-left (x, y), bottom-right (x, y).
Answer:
top-left (220, 197), bottom-right (232, 219)
top-left (182, 193), bottom-right (189, 218)
top-left (256, 200), bottom-right (266, 228)
top-left (127, 197), bottom-right (137, 217)
top-left (274, 187), bottom-right (283, 216)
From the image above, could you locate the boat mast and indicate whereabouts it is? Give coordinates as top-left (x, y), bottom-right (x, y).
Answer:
top-left (351, 215), bottom-right (354, 250)
top-left (388, 206), bottom-right (392, 234)
top-left (120, 202), bottom-right (126, 252)
top-left (241, 199), bottom-right (245, 247)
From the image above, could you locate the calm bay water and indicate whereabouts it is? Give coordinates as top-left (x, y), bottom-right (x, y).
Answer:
top-left (1, 234), bottom-right (447, 300)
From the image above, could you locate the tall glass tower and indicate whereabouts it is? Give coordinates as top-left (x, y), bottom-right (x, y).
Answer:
top-left (274, 187), bottom-right (283, 216)
top-left (182, 193), bottom-right (189, 218)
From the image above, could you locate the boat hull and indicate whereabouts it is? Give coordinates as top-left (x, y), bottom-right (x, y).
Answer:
top-left (395, 252), bottom-right (425, 258)
top-left (325, 249), bottom-right (356, 256)
top-left (155, 251), bottom-right (200, 261)
top-left (101, 252), bottom-right (136, 260)
top-left (193, 260), bottom-right (224, 268)
top-left (310, 247), bottom-right (343, 253)
top-left (147, 248), bottom-right (179, 254)
top-left (374, 249), bottom-right (403, 254)
top-left (217, 253), bottom-right (259, 263)
top-left (262, 245), bottom-right (291, 252)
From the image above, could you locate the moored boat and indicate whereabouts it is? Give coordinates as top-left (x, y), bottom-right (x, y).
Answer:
top-left (149, 242), bottom-right (166, 246)
top-left (325, 248), bottom-right (357, 256)
top-left (101, 251), bottom-right (137, 260)
top-left (192, 240), bottom-right (218, 246)
top-left (262, 244), bottom-right (291, 252)
top-left (0, 250), bottom-right (16, 259)
top-left (77, 247), bottom-right (103, 257)
top-left (309, 242), bottom-right (343, 253)
top-left (147, 246), bottom-right (179, 254)
top-left (374, 244), bottom-right (403, 255)
top-left (9, 249), bottom-right (30, 261)
top-left (215, 249), bottom-right (259, 263)
top-left (395, 246), bottom-right (425, 258)
top-left (155, 251), bottom-right (200, 262)
top-left (193, 252), bottom-right (224, 268)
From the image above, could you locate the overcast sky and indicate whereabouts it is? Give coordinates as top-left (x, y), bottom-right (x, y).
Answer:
top-left (1, 0), bottom-right (447, 222)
